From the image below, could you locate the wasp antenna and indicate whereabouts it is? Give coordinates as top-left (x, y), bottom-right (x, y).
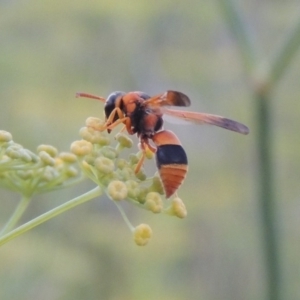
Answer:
top-left (76, 92), bottom-right (106, 102)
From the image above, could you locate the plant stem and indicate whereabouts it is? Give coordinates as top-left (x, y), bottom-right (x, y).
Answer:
top-left (218, 1), bottom-right (282, 299)
top-left (217, 0), bottom-right (257, 74)
top-left (256, 93), bottom-right (281, 300)
top-left (114, 201), bottom-right (135, 231)
top-left (0, 195), bottom-right (31, 236)
top-left (0, 186), bottom-right (102, 247)
top-left (268, 14), bottom-right (300, 86)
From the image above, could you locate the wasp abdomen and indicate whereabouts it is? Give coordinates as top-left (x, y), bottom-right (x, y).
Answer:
top-left (155, 144), bottom-right (188, 198)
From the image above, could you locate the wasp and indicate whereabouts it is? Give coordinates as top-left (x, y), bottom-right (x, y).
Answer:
top-left (76, 90), bottom-right (249, 198)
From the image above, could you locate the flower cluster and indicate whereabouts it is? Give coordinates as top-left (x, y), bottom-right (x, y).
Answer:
top-left (0, 130), bottom-right (82, 197)
top-left (71, 117), bottom-right (187, 246)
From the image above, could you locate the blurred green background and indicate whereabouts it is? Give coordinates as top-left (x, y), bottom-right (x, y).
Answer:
top-left (0, 0), bottom-right (299, 299)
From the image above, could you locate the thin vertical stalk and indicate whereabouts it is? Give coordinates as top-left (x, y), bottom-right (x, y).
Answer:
top-left (256, 93), bottom-right (280, 300)
top-left (268, 15), bottom-right (300, 86)
top-left (218, 1), bottom-right (282, 299)
top-left (217, 0), bottom-right (257, 74)
top-left (0, 195), bottom-right (31, 236)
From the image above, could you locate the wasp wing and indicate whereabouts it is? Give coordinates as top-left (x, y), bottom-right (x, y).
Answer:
top-left (143, 91), bottom-right (191, 108)
top-left (163, 108), bottom-right (249, 135)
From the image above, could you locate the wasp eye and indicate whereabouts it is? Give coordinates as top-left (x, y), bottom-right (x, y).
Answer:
top-left (105, 91), bottom-right (126, 119)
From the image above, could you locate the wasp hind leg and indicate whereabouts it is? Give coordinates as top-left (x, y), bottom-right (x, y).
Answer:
top-left (134, 139), bottom-right (156, 174)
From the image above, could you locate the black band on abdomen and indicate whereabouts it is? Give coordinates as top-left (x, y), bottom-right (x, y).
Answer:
top-left (156, 144), bottom-right (188, 169)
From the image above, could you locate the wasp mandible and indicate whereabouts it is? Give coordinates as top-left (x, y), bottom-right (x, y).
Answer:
top-left (76, 90), bottom-right (249, 198)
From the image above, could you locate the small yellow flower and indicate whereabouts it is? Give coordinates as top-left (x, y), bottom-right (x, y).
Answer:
top-left (70, 140), bottom-right (93, 156)
top-left (144, 192), bottom-right (163, 213)
top-left (116, 167), bottom-right (135, 181)
top-left (5, 148), bottom-right (21, 159)
top-left (85, 117), bottom-right (104, 131)
top-left (0, 130), bottom-right (12, 143)
top-left (94, 157), bottom-right (114, 174)
top-left (135, 168), bottom-right (147, 181)
top-left (41, 166), bottom-right (59, 182)
top-left (65, 166), bottom-right (79, 178)
top-left (125, 180), bottom-right (140, 198)
top-left (37, 144), bottom-right (58, 158)
top-left (149, 175), bottom-right (164, 195)
top-left (59, 152), bottom-right (77, 163)
top-left (133, 224), bottom-right (152, 246)
top-left (5, 144), bottom-right (23, 160)
top-left (115, 133), bottom-right (133, 148)
top-left (79, 127), bottom-right (110, 145)
top-left (129, 154), bottom-right (139, 165)
top-left (116, 158), bottom-right (127, 170)
top-left (107, 180), bottom-right (128, 201)
top-left (166, 197), bottom-right (187, 219)
top-left (100, 146), bottom-right (118, 159)
top-left (136, 186), bottom-right (149, 204)
top-left (39, 151), bottom-right (56, 166)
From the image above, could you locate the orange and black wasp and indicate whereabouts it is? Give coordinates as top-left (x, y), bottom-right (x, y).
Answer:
top-left (76, 90), bottom-right (249, 198)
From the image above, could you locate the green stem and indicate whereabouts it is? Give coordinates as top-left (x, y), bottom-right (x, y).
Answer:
top-left (0, 186), bottom-right (102, 247)
top-left (268, 14), bottom-right (300, 86)
top-left (219, 1), bottom-right (283, 299)
top-left (217, 0), bottom-right (258, 74)
top-left (114, 201), bottom-right (135, 231)
top-left (256, 93), bottom-right (281, 300)
top-left (0, 195), bottom-right (32, 236)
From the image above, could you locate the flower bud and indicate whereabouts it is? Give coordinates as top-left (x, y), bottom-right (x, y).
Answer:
top-left (116, 167), bottom-right (135, 181)
top-left (41, 167), bottom-right (58, 182)
top-left (70, 140), bottom-right (93, 156)
top-left (85, 117), bottom-right (104, 130)
top-left (125, 180), bottom-right (140, 198)
top-left (129, 154), bottom-right (139, 165)
top-left (136, 187), bottom-right (149, 204)
top-left (133, 224), bottom-right (152, 246)
top-left (144, 192), bottom-right (163, 213)
top-left (59, 152), bottom-right (77, 163)
top-left (116, 158), bottom-right (127, 170)
top-left (54, 158), bottom-right (64, 170)
top-left (115, 133), bottom-right (133, 148)
top-left (79, 127), bottom-right (110, 145)
top-left (135, 168), bottom-right (147, 181)
top-left (100, 172), bottom-right (118, 187)
top-left (100, 146), bottom-right (118, 159)
top-left (39, 151), bottom-right (56, 166)
top-left (148, 175), bottom-right (164, 195)
top-left (25, 150), bottom-right (40, 163)
top-left (167, 197), bottom-right (187, 219)
top-left (65, 166), bottom-right (79, 178)
top-left (94, 157), bottom-right (114, 174)
top-left (107, 180), bottom-right (128, 201)
top-left (37, 145), bottom-right (58, 158)
top-left (5, 148), bottom-right (21, 159)
top-left (19, 149), bottom-right (33, 163)
top-left (0, 130), bottom-right (12, 143)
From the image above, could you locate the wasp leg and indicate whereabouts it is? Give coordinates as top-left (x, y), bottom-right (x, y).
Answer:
top-left (105, 107), bottom-right (124, 126)
top-left (134, 139), bottom-right (156, 174)
top-left (105, 116), bottom-right (137, 137)
top-left (134, 152), bottom-right (146, 174)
